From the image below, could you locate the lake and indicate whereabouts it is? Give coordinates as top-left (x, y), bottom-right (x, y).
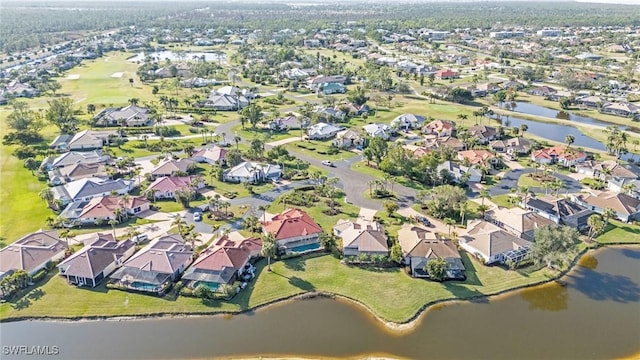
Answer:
top-left (507, 101), bottom-right (630, 130)
top-left (2, 246), bottom-right (639, 360)
top-left (128, 51), bottom-right (226, 63)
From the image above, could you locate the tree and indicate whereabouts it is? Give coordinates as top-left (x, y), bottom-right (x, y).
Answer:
top-left (108, 218), bottom-right (119, 239)
top-left (362, 137), bottom-right (388, 167)
top-left (425, 258), bottom-right (448, 281)
top-left (520, 124), bottom-right (528, 135)
top-left (565, 135), bottom-right (575, 149)
top-left (390, 241), bottom-right (403, 264)
top-left (242, 215), bottom-right (261, 234)
top-left (447, 87), bottom-right (473, 103)
top-left (528, 225), bottom-right (579, 270)
top-left (249, 138), bottom-right (265, 159)
top-left (194, 284), bottom-right (215, 300)
top-left (46, 97), bottom-right (78, 134)
top-left (383, 200), bottom-right (399, 217)
top-left (587, 214), bottom-right (606, 241)
top-left (261, 232), bottom-right (277, 271)
top-left (128, 98), bottom-right (139, 106)
top-left (456, 113), bottom-right (468, 126)
top-left (602, 207), bottom-right (616, 226)
top-left (39, 187), bottom-right (54, 208)
top-left (7, 101), bottom-right (38, 131)
top-left (319, 232), bottom-right (337, 251)
top-left (493, 90), bottom-right (507, 108)
top-left (241, 103), bottom-right (263, 129)
top-left (559, 97), bottom-right (572, 110)
top-left (23, 157), bottom-right (39, 175)
top-left (347, 85), bottom-right (367, 106)
top-left (459, 201), bottom-right (469, 226)
top-left (443, 217), bottom-right (456, 239)
top-left (427, 185), bottom-right (467, 220)
top-left (479, 189), bottom-right (491, 207)
top-left (233, 136), bottom-right (242, 150)
top-left (477, 204), bottom-right (490, 217)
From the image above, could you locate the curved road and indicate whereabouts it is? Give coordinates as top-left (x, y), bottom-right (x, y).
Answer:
top-left (489, 168), bottom-right (583, 196)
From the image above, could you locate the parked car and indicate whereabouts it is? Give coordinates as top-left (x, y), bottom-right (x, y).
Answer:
top-left (131, 233), bottom-right (149, 244)
top-left (194, 212), bottom-right (202, 222)
top-left (321, 160), bottom-right (335, 167)
top-left (418, 216), bottom-right (433, 227)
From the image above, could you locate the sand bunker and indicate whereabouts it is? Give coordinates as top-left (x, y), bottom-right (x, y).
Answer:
top-left (111, 72), bottom-right (124, 78)
top-left (66, 74), bottom-right (80, 80)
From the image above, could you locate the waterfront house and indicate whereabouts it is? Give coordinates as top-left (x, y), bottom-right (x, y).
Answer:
top-left (572, 191), bottom-right (640, 223)
top-left (398, 224), bottom-right (465, 279)
top-left (528, 86), bottom-right (557, 98)
top-left (263, 208), bottom-right (323, 254)
top-left (484, 207), bottom-right (556, 241)
top-left (423, 120), bottom-right (455, 137)
top-left (58, 235), bottom-right (136, 287)
top-left (458, 220), bottom-right (531, 265)
top-left (531, 145), bottom-right (586, 167)
top-left (333, 219), bottom-right (388, 257)
top-left (601, 102), bottom-right (640, 120)
top-left (109, 234), bottom-right (193, 295)
top-left (576, 160), bottom-right (637, 181)
top-left (468, 125), bottom-right (498, 144)
top-left (0, 230), bottom-right (67, 280)
top-left (525, 195), bottom-right (594, 231)
top-left (182, 232), bottom-right (261, 291)
top-left (490, 137), bottom-right (531, 155)
top-left (222, 161), bottom-right (281, 183)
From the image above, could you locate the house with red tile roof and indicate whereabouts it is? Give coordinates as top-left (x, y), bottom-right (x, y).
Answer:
top-left (423, 119), bottom-right (456, 137)
top-left (145, 176), bottom-right (205, 200)
top-left (262, 208), bottom-right (323, 254)
top-left (457, 149), bottom-right (498, 166)
top-left (0, 230), bottom-right (67, 279)
top-left (531, 145), bottom-right (586, 167)
top-left (572, 191), bottom-right (640, 223)
top-left (182, 232), bottom-right (262, 291)
top-left (435, 69), bottom-right (459, 80)
top-left (68, 195), bottom-right (150, 226)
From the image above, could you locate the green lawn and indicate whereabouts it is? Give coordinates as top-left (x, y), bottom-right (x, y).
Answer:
top-left (0, 252), bottom-right (556, 323)
top-left (490, 194), bottom-right (518, 208)
top-left (230, 124), bottom-right (301, 143)
top-left (351, 160), bottom-right (430, 191)
top-left (597, 220), bottom-right (640, 244)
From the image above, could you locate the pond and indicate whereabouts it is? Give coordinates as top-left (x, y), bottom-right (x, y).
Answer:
top-left (507, 101), bottom-right (632, 131)
top-left (127, 51), bottom-right (226, 63)
top-left (2, 247), bottom-right (639, 360)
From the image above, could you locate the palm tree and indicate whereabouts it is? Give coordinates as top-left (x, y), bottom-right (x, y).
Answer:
top-left (233, 136), bottom-right (241, 150)
top-left (443, 217), bottom-right (456, 239)
top-left (587, 214), bottom-right (605, 241)
top-left (171, 215), bottom-right (187, 235)
top-left (108, 218), bottom-right (118, 239)
top-left (459, 201), bottom-right (469, 226)
top-left (520, 124), bottom-right (528, 136)
top-left (602, 207), bottom-right (616, 226)
top-left (479, 189), bottom-right (491, 207)
top-left (456, 113), bottom-right (468, 126)
top-left (477, 204), bottom-right (490, 217)
top-left (261, 232), bottom-right (277, 271)
top-left (39, 188), bottom-right (54, 208)
top-left (622, 183), bottom-right (636, 196)
top-left (565, 135), bottom-right (575, 149)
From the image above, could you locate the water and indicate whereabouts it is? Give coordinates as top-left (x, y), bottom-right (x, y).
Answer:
top-left (127, 51), bottom-right (226, 63)
top-left (2, 247), bottom-right (639, 360)
top-left (507, 101), bottom-right (629, 130)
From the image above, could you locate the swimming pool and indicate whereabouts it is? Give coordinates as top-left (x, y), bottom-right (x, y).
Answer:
top-left (288, 243), bottom-right (321, 253)
top-left (130, 281), bottom-right (159, 292)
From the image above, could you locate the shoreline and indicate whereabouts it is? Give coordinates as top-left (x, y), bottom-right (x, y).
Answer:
top-left (1, 244), bottom-right (637, 329)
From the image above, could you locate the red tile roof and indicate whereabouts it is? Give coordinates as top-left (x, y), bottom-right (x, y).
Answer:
top-left (532, 145), bottom-right (586, 161)
top-left (263, 208), bottom-right (323, 241)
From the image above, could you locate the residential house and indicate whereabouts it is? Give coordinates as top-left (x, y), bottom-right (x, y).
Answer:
top-left (182, 232), bottom-right (261, 291)
top-left (363, 123), bottom-right (392, 140)
top-left (531, 145), bottom-right (586, 167)
top-left (525, 195), bottom-right (594, 230)
top-left (202, 94), bottom-right (249, 111)
top-left (468, 125), bottom-right (498, 144)
top-left (51, 177), bottom-right (134, 205)
top-left (58, 235), bottom-right (136, 287)
top-left (458, 220), bottom-right (531, 265)
top-left (576, 95), bottom-right (604, 109)
top-left (398, 224), bottom-right (465, 279)
top-left (315, 107), bottom-right (345, 122)
top-left (489, 137), bottom-right (532, 156)
top-left (435, 69), bottom-right (459, 80)
top-left (94, 105), bottom-right (151, 127)
top-left (437, 161), bottom-right (482, 184)
top-left (149, 158), bottom-right (196, 179)
top-left (307, 122), bottom-right (344, 140)
top-left (263, 208), bottom-right (323, 254)
top-left (572, 192), bottom-right (640, 223)
top-left (608, 178), bottom-right (640, 199)
top-left (191, 147), bottom-right (228, 165)
top-left (423, 120), bottom-right (455, 137)
top-left (341, 103), bottom-right (370, 116)
top-left (391, 113), bottom-right (426, 130)
top-left (67, 130), bottom-right (116, 151)
top-left (601, 102), bottom-right (640, 120)
top-left (40, 150), bottom-right (109, 172)
top-left (469, 83), bottom-right (501, 97)
top-left (146, 176), bottom-right (204, 200)
top-left (49, 134), bottom-right (73, 152)
top-left (457, 149), bottom-right (498, 166)
top-left (109, 234), bottom-right (194, 295)
top-left (576, 160), bottom-right (637, 181)
top-left (319, 83), bottom-right (346, 95)
top-left (63, 195), bottom-right (149, 226)
top-left (0, 230), bottom-right (67, 280)
top-left (333, 219), bottom-right (388, 257)
top-left (47, 163), bottom-right (109, 186)
top-left (223, 162), bottom-right (282, 183)
top-left (307, 75), bottom-right (347, 90)
top-left (528, 86), bottom-right (557, 97)
top-left (154, 63), bottom-right (191, 78)
top-left (1, 80), bottom-right (38, 98)
top-left (333, 129), bottom-right (365, 149)
top-left (269, 115), bottom-right (303, 131)
top-left (485, 207), bottom-right (556, 241)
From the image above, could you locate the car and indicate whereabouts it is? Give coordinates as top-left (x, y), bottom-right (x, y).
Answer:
top-left (321, 160), bottom-right (335, 167)
top-left (193, 212), bottom-right (202, 222)
top-left (418, 216), bottom-right (433, 227)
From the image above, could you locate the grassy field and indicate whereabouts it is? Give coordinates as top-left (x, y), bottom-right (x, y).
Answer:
top-left (350, 160), bottom-right (430, 191)
top-left (285, 140), bottom-right (358, 162)
top-left (597, 220), bottom-right (640, 244)
top-left (0, 252), bottom-right (555, 323)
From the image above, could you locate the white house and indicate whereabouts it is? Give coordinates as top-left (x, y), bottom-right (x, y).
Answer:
top-left (223, 162), bottom-right (282, 183)
top-left (458, 220), bottom-right (531, 265)
top-left (391, 113), bottom-right (426, 130)
top-left (363, 123), bottom-right (392, 140)
top-left (307, 122), bottom-right (344, 140)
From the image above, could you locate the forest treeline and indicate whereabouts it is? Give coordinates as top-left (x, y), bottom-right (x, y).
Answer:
top-left (2, 1), bottom-right (640, 53)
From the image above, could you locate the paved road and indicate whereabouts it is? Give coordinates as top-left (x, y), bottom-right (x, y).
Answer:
top-left (489, 168), bottom-right (583, 196)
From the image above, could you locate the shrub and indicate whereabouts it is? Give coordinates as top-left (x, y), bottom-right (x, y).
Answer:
top-left (180, 287), bottom-right (194, 297)
top-left (31, 269), bottom-right (48, 282)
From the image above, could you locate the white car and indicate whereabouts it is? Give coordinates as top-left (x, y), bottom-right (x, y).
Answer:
top-left (193, 212), bottom-right (202, 221)
top-left (321, 160), bottom-right (335, 167)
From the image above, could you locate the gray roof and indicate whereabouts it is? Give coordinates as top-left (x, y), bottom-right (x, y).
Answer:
top-left (59, 239), bottom-right (135, 280)
top-left (54, 177), bottom-right (133, 202)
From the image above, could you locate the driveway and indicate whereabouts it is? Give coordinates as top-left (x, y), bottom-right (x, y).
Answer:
top-left (488, 168), bottom-right (583, 196)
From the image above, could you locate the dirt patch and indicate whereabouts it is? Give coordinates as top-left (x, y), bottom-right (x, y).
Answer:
top-left (110, 72), bottom-right (124, 78)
